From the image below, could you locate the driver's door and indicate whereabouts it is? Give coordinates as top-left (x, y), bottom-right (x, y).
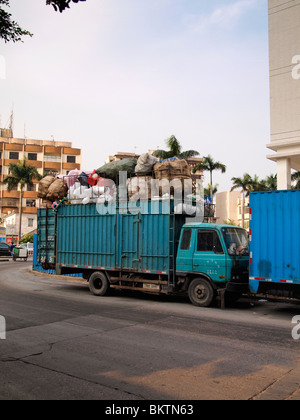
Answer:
top-left (193, 229), bottom-right (227, 283)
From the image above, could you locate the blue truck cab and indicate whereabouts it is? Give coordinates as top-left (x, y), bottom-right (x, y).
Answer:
top-left (176, 223), bottom-right (249, 306)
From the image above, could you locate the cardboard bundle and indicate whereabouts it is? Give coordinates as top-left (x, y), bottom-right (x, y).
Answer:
top-left (46, 179), bottom-right (68, 202)
top-left (38, 176), bottom-right (55, 199)
top-left (154, 157), bottom-right (191, 182)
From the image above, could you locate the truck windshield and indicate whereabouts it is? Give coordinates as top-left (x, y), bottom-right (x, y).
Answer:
top-left (221, 227), bottom-right (249, 256)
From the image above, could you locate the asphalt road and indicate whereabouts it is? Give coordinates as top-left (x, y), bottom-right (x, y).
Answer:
top-left (0, 259), bottom-right (300, 401)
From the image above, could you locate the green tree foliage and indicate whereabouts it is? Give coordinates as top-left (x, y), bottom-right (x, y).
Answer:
top-left (0, 0), bottom-right (86, 43)
top-left (0, 0), bottom-right (32, 43)
top-left (193, 155), bottom-right (226, 200)
top-left (19, 234), bottom-right (34, 244)
top-left (2, 160), bottom-right (42, 242)
top-left (292, 172), bottom-right (300, 189)
top-left (46, 0), bottom-right (86, 13)
top-left (153, 135), bottom-right (200, 160)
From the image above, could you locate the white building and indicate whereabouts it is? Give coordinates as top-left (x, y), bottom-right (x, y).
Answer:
top-left (2, 212), bottom-right (37, 244)
top-left (267, 0), bottom-right (300, 189)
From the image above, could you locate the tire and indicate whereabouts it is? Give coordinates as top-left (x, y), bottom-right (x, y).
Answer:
top-left (188, 278), bottom-right (215, 307)
top-left (89, 272), bottom-right (110, 297)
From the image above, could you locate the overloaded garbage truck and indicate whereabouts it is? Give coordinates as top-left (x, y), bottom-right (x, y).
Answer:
top-left (36, 200), bottom-right (249, 307)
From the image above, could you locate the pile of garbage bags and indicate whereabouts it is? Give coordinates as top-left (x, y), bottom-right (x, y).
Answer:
top-left (38, 153), bottom-right (201, 208)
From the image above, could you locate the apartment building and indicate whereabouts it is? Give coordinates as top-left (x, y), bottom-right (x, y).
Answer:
top-left (267, 0), bottom-right (300, 189)
top-left (0, 128), bottom-right (81, 239)
top-left (215, 191), bottom-right (250, 229)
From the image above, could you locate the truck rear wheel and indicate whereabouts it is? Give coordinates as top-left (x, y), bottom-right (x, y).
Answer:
top-left (89, 272), bottom-right (110, 297)
top-left (188, 278), bottom-right (215, 307)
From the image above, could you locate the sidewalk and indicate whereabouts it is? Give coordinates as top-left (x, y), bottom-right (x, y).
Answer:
top-left (252, 363), bottom-right (300, 400)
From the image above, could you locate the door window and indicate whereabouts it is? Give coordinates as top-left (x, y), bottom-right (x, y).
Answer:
top-left (180, 229), bottom-right (192, 250)
top-left (197, 231), bottom-right (223, 254)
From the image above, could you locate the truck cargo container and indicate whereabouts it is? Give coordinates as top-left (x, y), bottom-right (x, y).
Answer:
top-left (37, 200), bottom-right (249, 307)
top-left (249, 190), bottom-right (300, 299)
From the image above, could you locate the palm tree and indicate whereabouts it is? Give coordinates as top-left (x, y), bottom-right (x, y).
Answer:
top-left (249, 174), bottom-right (277, 192)
top-left (193, 155), bottom-right (226, 200)
top-left (204, 184), bottom-right (219, 200)
top-left (153, 135), bottom-right (200, 160)
top-left (231, 173), bottom-right (253, 228)
top-left (292, 172), bottom-right (300, 189)
top-left (265, 174), bottom-right (277, 191)
top-left (2, 160), bottom-right (42, 243)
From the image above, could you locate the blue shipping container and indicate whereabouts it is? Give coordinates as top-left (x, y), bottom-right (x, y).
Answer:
top-left (249, 190), bottom-right (300, 297)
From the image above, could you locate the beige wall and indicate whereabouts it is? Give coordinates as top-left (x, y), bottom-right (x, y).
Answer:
top-left (267, 0), bottom-right (300, 187)
top-left (216, 191), bottom-right (240, 225)
top-left (216, 191), bottom-right (250, 228)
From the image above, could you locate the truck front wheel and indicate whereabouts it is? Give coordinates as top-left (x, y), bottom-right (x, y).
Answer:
top-left (188, 278), bottom-right (215, 307)
top-left (89, 272), bottom-right (110, 297)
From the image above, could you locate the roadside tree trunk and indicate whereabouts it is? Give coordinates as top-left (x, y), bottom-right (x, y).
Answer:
top-left (18, 189), bottom-right (23, 244)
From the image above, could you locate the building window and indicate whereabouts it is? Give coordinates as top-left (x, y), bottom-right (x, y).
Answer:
top-left (67, 156), bottom-right (76, 164)
top-left (9, 152), bottom-right (19, 160)
top-left (28, 218), bottom-right (34, 227)
top-left (28, 153), bottom-right (37, 161)
top-left (27, 184), bottom-right (36, 192)
top-left (26, 199), bottom-right (36, 208)
top-left (44, 155), bottom-right (61, 162)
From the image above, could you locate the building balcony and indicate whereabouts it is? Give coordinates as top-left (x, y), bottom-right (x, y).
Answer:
top-left (63, 162), bottom-right (81, 171)
top-left (4, 159), bottom-right (20, 166)
top-left (26, 160), bottom-right (43, 169)
top-left (63, 147), bottom-right (81, 156)
top-left (1, 208), bottom-right (19, 215)
top-left (22, 207), bottom-right (38, 214)
top-left (0, 197), bottom-right (18, 207)
top-left (4, 144), bottom-right (23, 152)
top-left (44, 161), bottom-right (61, 171)
top-left (23, 191), bottom-right (38, 199)
top-left (44, 146), bottom-right (62, 156)
top-left (2, 190), bottom-right (20, 199)
top-left (25, 145), bottom-right (43, 153)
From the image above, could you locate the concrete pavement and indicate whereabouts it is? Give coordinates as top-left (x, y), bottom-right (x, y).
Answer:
top-left (0, 260), bottom-right (300, 400)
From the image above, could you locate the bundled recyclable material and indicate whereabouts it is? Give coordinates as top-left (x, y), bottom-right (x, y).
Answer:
top-left (38, 176), bottom-right (55, 199)
top-left (68, 183), bottom-right (114, 205)
top-left (37, 151), bottom-right (206, 212)
top-left (127, 176), bottom-right (152, 201)
top-left (135, 153), bottom-right (158, 176)
top-left (96, 158), bottom-right (137, 183)
top-left (154, 157), bottom-right (191, 182)
top-left (38, 176), bottom-right (67, 204)
top-left (65, 169), bottom-right (80, 188)
top-left (46, 178), bottom-right (68, 202)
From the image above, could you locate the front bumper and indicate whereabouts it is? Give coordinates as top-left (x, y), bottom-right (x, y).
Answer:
top-left (226, 281), bottom-right (249, 294)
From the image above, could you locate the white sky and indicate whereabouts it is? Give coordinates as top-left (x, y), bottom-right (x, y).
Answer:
top-left (0, 0), bottom-right (275, 192)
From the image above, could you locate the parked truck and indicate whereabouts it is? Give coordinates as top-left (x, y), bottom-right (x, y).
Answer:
top-left (36, 200), bottom-right (249, 307)
top-left (249, 190), bottom-right (300, 299)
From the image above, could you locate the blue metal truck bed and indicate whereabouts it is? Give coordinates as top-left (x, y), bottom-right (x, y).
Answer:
top-left (37, 201), bottom-right (186, 284)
